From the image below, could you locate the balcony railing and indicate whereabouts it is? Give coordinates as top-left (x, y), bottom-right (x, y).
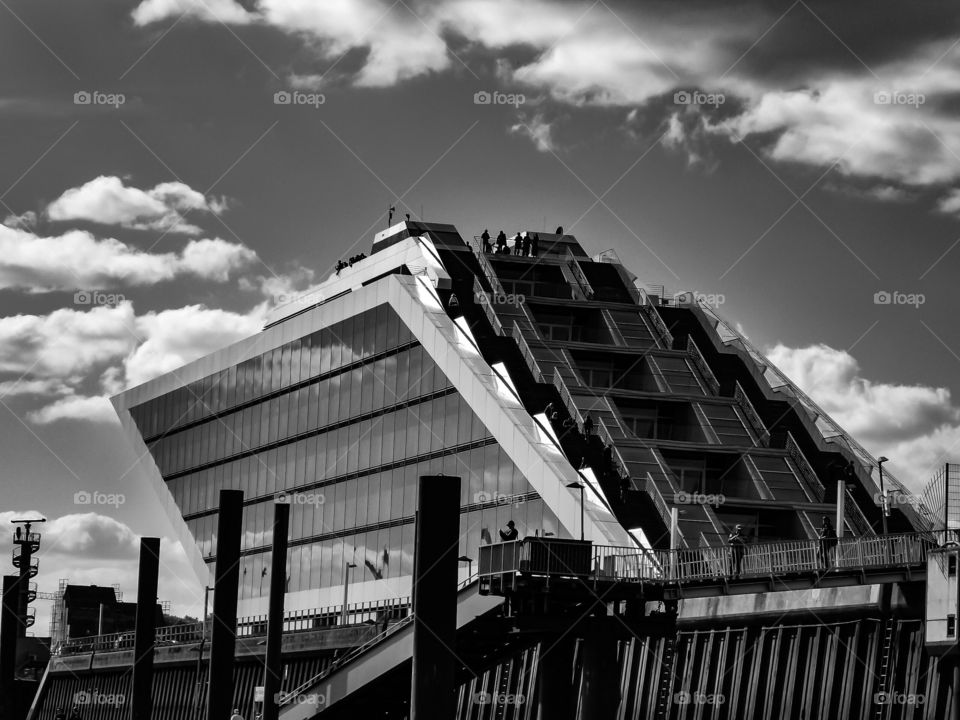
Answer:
top-left (734, 381), bottom-right (770, 447)
top-left (785, 431), bottom-right (826, 502)
top-left (479, 532), bottom-right (937, 586)
top-left (686, 336), bottom-right (720, 395)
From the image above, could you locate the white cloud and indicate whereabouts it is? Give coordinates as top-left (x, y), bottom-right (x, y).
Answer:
top-left (937, 188), bottom-right (960, 216)
top-left (510, 114), bottom-right (556, 153)
top-left (3, 210), bottom-right (37, 229)
top-left (47, 176), bottom-right (229, 235)
top-left (0, 511), bottom-right (205, 632)
top-left (27, 394), bottom-right (120, 425)
top-left (124, 304), bottom-right (264, 387)
top-left (0, 224), bottom-right (257, 292)
top-left (767, 342), bottom-right (960, 489)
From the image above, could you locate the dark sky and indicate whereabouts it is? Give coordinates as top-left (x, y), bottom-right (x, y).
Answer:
top-left (2, 0), bottom-right (960, 619)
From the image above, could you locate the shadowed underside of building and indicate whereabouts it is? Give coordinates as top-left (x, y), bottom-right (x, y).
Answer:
top-left (26, 222), bottom-right (960, 719)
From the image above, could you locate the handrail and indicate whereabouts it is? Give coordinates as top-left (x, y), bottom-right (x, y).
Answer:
top-left (785, 431), bottom-right (826, 502)
top-left (59, 596), bottom-right (412, 655)
top-left (844, 486), bottom-right (876, 537)
top-left (639, 297), bottom-right (674, 349)
top-left (478, 532), bottom-right (937, 585)
top-left (734, 381), bottom-right (770, 447)
top-left (686, 336), bottom-right (720, 395)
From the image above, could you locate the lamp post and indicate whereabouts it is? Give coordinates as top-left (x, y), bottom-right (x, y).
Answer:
top-left (567, 482), bottom-right (585, 541)
top-left (341, 562), bottom-right (357, 626)
top-left (878, 456), bottom-right (890, 535)
top-left (457, 556), bottom-right (474, 583)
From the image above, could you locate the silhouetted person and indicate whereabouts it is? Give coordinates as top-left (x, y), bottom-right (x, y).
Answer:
top-left (481, 229), bottom-right (491, 252)
top-left (728, 524), bottom-right (747, 577)
top-left (522, 234), bottom-right (531, 256)
top-left (496, 230), bottom-right (507, 254)
top-left (69, 709), bottom-right (82, 720)
top-left (555, 225), bottom-right (563, 235)
top-left (230, 709), bottom-right (244, 720)
top-left (499, 520), bottom-right (519, 541)
top-left (819, 516), bottom-right (838, 568)
top-left (583, 413), bottom-right (594, 437)
top-left (513, 233), bottom-right (523, 255)
top-left (53, 708), bottom-right (66, 720)
top-left (531, 233), bottom-right (539, 257)
top-left (15, 526), bottom-right (21, 541)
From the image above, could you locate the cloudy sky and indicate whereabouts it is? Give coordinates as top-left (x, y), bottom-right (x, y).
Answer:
top-left (2, 0), bottom-right (960, 628)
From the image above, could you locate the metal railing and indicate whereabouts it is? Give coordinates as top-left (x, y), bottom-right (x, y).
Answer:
top-left (638, 295), bottom-right (674, 348)
top-left (686, 336), bottom-right (720, 395)
top-left (479, 532), bottom-right (937, 586)
top-left (785, 431), bottom-right (826, 502)
top-left (58, 596), bottom-right (412, 655)
top-left (734, 381), bottom-right (770, 447)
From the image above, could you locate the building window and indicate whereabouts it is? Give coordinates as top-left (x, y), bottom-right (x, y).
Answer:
top-left (948, 614), bottom-right (956, 637)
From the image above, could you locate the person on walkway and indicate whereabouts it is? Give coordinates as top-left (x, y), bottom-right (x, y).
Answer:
top-left (513, 232), bottom-right (523, 255)
top-left (499, 520), bottom-right (519, 541)
top-left (522, 234), bottom-right (531, 256)
top-left (53, 708), bottom-right (66, 720)
top-left (230, 708), bottom-right (244, 720)
top-left (728, 524), bottom-right (747, 577)
top-left (531, 233), bottom-right (540, 257)
top-left (582, 413), bottom-right (594, 437)
top-left (555, 225), bottom-right (564, 235)
top-left (496, 230), bottom-right (507, 254)
top-left (481, 229), bottom-right (491, 252)
top-left (68, 709), bottom-right (82, 720)
top-left (819, 516), bottom-right (838, 568)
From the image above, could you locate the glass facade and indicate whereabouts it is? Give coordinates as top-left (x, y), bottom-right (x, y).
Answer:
top-left (129, 304), bottom-right (561, 601)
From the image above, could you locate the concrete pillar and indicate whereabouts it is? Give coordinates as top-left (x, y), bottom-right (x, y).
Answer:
top-left (410, 475), bottom-right (461, 720)
top-left (207, 490), bottom-right (244, 720)
top-left (261, 501), bottom-right (290, 720)
top-left (536, 637), bottom-right (576, 720)
top-left (836, 480), bottom-right (845, 538)
top-left (131, 537), bottom-right (161, 720)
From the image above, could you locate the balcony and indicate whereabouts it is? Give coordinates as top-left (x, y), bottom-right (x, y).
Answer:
top-left (11, 549), bottom-right (39, 578)
top-left (13, 531), bottom-right (40, 553)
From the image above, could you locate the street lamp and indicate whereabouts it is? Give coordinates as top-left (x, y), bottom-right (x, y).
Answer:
top-left (567, 481), bottom-right (585, 542)
top-left (458, 556), bottom-right (474, 583)
top-left (341, 562), bottom-right (357, 626)
top-left (878, 456), bottom-right (890, 535)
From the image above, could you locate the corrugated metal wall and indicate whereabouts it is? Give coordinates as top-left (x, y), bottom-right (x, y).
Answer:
top-left (33, 656), bottom-right (329, 720)
top-left (33, 619), bottom-right (955, 720)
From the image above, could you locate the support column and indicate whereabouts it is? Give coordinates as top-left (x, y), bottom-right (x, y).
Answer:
top-left (410, 475), bottom-right (461, 720)
top-left (207, 489), bottom-right (244, 720)
top-left (836, 480), bottom-right (845, 538)
top-left (536, 636), bottom-right (576, 720)
top-left (576, 623), bottom-right (619, 720)
top-left (261, 501), bottom-right (289, 720)
top-left (1, 575), bottom-right (22, 720)
top-left (131, 537), bottom-right (160, 720)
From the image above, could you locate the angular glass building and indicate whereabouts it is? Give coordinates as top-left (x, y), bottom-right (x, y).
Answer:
top-left (111, 221), bottom-right (921, 618)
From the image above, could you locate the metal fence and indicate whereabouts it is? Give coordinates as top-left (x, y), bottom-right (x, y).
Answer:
top-left (480, 532), bottom-right (939, 586)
